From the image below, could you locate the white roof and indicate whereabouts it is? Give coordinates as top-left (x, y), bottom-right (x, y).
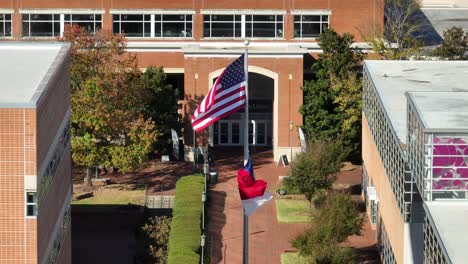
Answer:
top-left (364, 60), bottom-right (468, 144)
top-left (408, 92), bottom-right (468, 131)
top-left (425, 201), bottom-right (468, 263)
top-left (0, 42), bottom-right (69, 108)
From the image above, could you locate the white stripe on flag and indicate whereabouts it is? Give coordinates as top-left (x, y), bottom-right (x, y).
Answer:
top-left (192, 98), bottom-right (246, 131)
top-left (192, 89), bottom-right (246, 122)
top-left (241, 191), bottom-right (273, 216)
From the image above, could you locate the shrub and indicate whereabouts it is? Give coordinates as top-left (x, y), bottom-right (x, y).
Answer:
top-left (139, 216), bottom-right (171, 264)
top-left (292, 193), bottom-right (364, 263)
top-left (167, 175), bottom-right (205, 264)
top-left (284, 139), bottom-right (346, 206)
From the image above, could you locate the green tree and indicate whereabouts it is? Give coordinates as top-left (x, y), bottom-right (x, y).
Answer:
top-left (292, 193), bottom-right (364, 263)
top-left (61, 25), bottom-right (157, 184)
top-left (142, 67), bottom-right (181, 156)
top-left (300, 28), bottom-right (362, 161)
top-left (433, 26), bottom-right (468, 60)
top-left (139, 216), bottom-right (171, 264)
top-left (284, 140), bottom-right (346, 208)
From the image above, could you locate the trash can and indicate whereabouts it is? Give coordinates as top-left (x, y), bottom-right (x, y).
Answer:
top-left (209, 172), bottom-right (218, 184)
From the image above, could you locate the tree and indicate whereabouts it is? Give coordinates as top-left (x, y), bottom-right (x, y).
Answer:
top-left (61, 25), bottom-right (158, 184)
top-left (284, 139), bottom-right (346, 208)
top-left (365, 0), bottom-right (427, 59)
top-left (142, 67), bottom-right (181, 156)
top-left (433, 26), bottom-right (468, 60)
top-left (292, 193), bottom-right (364, 263)
top-left (300, 28), bottom-right (362, 161)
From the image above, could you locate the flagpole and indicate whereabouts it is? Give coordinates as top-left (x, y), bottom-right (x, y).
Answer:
top-left (243, 40), bottom-right (250, 264)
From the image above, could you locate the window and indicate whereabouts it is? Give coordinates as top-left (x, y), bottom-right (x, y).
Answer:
top-left (370, 200), bottom-right (378, 224)
top-left (293, 15), bottom-right (329, 38)
top-left (246, 15), bottom-right (283, 38)
top-left (0, 14), bottom-right (12, 37)
top-left (26, 192), bottom-right (37, 217)
top-left (64, 14), bottom-right (102, 34)
top-left (156, 14), bottom-right (192, 37)
top-left (22, 14), bottom-right (60, 37)
top-left (113, 14), bottom-right (151, 37)
top-left (203, 15), bottom-right (241, 38)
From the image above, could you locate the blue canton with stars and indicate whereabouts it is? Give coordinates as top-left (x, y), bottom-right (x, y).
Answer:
top-left (219, 55), bottom-right (245, 91)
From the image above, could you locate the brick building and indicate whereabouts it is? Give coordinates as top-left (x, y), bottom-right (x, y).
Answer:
top-left (0, 43), bottom-right (71, 264)
top-left (0, 0), bottom-right (383, 161)
top-left (362, 60), bottom-right (468, 263)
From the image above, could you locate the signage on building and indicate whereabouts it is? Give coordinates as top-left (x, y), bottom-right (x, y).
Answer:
top-left (298, 127), bottom-right (306, 152)
top-left (171, 129), bottom-right (179, 160)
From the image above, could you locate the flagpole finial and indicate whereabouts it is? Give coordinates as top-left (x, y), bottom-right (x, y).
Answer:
top-left (244, 40), bottom-right (250, 47)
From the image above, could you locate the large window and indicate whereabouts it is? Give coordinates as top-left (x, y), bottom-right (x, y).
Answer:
top-left (65, 14), bottom-right (102, 34)
top-left (22, 13), bottom-right (103, 37)
top-left (0, 13), bottom-right (12, 37)
top-left (156, 14), bottom-right (192, 37)
top-left (113, 14), bottom-right (151, 37)
top-left (22, 14), bottom-right (60, 37)
top-left (293, 14), bottom-right (329, 38)
top-left (246, 15), bottom-right (283, 38)
top-left (26, 192), bottom-right (38, 217)
top-left (203, 15), bottom-right (241, 38)
top-left (203, 14), bottom-right (283, 39)
top-left (112, 13), bottom-right (193, 38)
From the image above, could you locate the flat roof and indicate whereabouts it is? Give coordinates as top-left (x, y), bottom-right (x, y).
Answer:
top-left (408, 92), bottom-right (468, 131)
top-left (364, 60), bottom-right (468, 144)
top-left (0, 42), bottom-right (69, 108)
top-left (421, 8), bottom-right (468, 45)
top-left (425, 201), bottom-right (468, 263)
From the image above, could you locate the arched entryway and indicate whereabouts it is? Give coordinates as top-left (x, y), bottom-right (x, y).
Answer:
top-left (208, 66), bottom-right (278, 154)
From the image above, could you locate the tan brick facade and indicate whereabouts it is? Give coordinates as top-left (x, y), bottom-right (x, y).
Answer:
top-left (363, 114), bottom-right (405, 263)
top-left (0, 44), bottom-right (71, 264)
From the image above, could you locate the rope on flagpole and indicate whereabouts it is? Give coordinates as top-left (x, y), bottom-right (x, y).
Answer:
top-left (243, 40), bottom-right (250, 264)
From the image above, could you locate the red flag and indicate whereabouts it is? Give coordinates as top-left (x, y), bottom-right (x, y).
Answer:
top-left (237, 159), bottom-right (272, 215)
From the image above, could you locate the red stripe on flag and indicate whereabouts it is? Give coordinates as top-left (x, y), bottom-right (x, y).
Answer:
top-left (193, 104), bottom-right (246, 132)
top-left (191, 93), bottom-right (246, 128)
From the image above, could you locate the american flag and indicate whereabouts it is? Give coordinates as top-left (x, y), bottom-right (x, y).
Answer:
top-left (192, 55), bottom-right (246, 132)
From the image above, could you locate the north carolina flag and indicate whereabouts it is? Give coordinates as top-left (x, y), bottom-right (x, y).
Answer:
top-left (238, 159), bottom-right (273, 216)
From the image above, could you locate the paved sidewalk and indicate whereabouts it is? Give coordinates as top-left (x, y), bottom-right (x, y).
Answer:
top-left (208, 147), bottom-right (379, 264)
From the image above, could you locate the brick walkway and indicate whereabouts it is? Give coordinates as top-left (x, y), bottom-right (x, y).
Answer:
top-left (208, 147), bottom-right (379, 264)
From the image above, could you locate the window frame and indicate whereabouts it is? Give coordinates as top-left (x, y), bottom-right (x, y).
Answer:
top-left (21, 11), bottom-right (104, 38)
top-left (155, 14), bottom-right (193, 38)
top-left (64, 13), bottom-right (102, 35)
top-left (0, 13), bottom-right (12, 38)
top-left (293, 14), bottom-right (330, 39)
top-left (25, 191), bottom-right (38, 218)
top-left (202, 13), bottom-right (284, 40)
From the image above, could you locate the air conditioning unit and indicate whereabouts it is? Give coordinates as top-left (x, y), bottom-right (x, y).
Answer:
top-left (367, 186), bottom-right (378, 201)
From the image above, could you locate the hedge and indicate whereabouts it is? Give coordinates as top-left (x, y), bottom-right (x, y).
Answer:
top-left (167, 175), bottom-right (205, 264)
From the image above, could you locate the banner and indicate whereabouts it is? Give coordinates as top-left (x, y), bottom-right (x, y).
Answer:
top-left (298, 127), bottom-right (306, 153)
top-left (171, 129), bottom-right (179, 160)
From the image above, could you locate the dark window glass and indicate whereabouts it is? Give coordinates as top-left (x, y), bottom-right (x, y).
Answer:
top-left (121, 15), bottom-right (143, 21)
top-left (294, 22), bottom-right (301, 38)
top-left (257, 123), bottom-right (265, 144)
top-left (144, 22), bottom-right (151, 37)
top-left (294, 15), bottom-right (301, 22)
top-left (252, 23), bottom-right (276, 38)
top-left (232, 123), bottom-right (240, 144)
top-left (322, 15), bottom-right (329, 22)
top-left (277, 15), bottom-right (283, 21)
top-left (246, 15), bottom-right (252, 22)
top-left (234, 22), bottom-right (241, 37)
top-left (155, 22), bottom-right (162, 37)
top-left (53, 14), bottom-right (60, 20)
top-left (203, 22), bottom-right (210, 37)
top-left (96, 15), bottom-right (102, 21)
top-left (213, 123), bottom-right (219, 145)
top-left (163, 14), bottom-right (184, 21)
top-left (162, 22), bottom-right (185, 37)
top-left (27, 193), bottom-right (35, 203)
top-left (220, 123), bottom-right (228, 144)
top-left (144, 15), bottom-right (150, 21)
top-left (302, 23), bottom-right (321, 38)
top-left (186, 22), bottom-right (193, 37)
top-left (30, 14), bottom-right (52, 21)
top-left (248, 123), bottom-right (253, 144)
top-left (30, 22), bottom-right (53, 36)
top-left (64, 14), bottom-right (71, 20)
top-left (211, 22), bottom-right (234, 37)
top-left (112, 22), bottom-right (120, 34)
top-left (22, 22), bottom-right (29, 36)
top-left (121, 22), bottom-right (143, 37)
top-left (203, 15), bottom-right (210, 22)
top-left (302, 15), bottom-right (320, 22)
top-left (27, 205), bottom-right (36, 216)
top-left (212, 15), bottom-right (235, 22)
top-left (22, 14), bottom-right (29, 21)
top-left (276, 22), bottom-right (283, 37)
top-left (113, 14), bottom-right (119, 20)
top-left (71, 14), bottom-right (95, 21)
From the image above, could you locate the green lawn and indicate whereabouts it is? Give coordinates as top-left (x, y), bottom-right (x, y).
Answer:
top-left (72, 184), bottom-right (146, 205)
top-left (276, 198), bottom-right (312, 223)
top-left (281, 252), bottom-right (310, 264)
